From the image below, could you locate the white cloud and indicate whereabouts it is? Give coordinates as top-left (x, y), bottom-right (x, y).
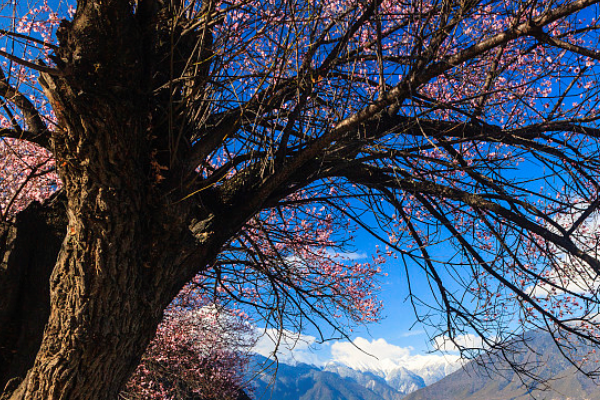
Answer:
top-left (252, 328), bottom-right (328, 366)
top-left (324, 249), bottom-right (368, 261)
top-left (252, 331), bottom-right (461, 376)
top-left (432, 333), bottom-right (490, 353)
top-left (529, 200), bottom-right (600, 298)
top-left (331, 337), bottom-right (410, 368)
top-left (528, 267), bottom-right (600, 298)
top-left (283, 250), bottom-right (367, 272)
top-left (329, 337), bottom-right (459, 373)
top-left (401, 330), bottom-right (426, 337)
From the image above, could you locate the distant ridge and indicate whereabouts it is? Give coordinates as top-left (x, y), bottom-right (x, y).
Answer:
top-left (404, 331), bottom-right (600, 400)
top-left (250, 330), bottom-right (600, 400)
top-left (251, 356), bottom-right (405, 400)
top-left (249, 352), bottom-right (459, 400)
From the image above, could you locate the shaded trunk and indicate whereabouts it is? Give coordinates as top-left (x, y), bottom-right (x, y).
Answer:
top-left (4, 88), bottom-right (199, 400)
top-left (1, 2), bottom-right (226, 399)
top-left (0, 184), bottom-right (216, 400)
top-left (2, 101), bottom-right (209, 399)
top-left (0, 194), bottom-right (66, 395)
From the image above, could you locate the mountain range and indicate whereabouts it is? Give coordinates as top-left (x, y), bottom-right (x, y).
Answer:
top-left (250, 331), bottom-right (600, 400)
top-left (405, 331), bottom-right (600, 400)
top-left (250, 353), bottom-right (459, 400)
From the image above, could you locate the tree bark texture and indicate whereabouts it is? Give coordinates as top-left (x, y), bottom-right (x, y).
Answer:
top-left (2, 2), bottom-right (226, 399)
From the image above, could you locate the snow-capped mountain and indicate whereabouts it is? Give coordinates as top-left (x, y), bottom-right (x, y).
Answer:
top-left (251, 332), bottom-right (462, 398)
top-left (384, 367), bottom-right (425, 394)
top-left (322, 356), bottom-right (460, 395)
top-left (251, 353), bottom-right (460, 399)
top-left (405, 357), bottom-right (461, 386)
top-left (252, 330), bottom-right (600, 400)
top-left (321, 363), bottom-right (413, 397)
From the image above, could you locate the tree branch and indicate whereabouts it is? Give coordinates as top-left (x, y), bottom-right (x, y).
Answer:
top-left (0, 50), bottom-right (63, 76)
top-left (0, 68), bottom-right (48, 139)
top-left (0, 128), bottom-right (50, 149)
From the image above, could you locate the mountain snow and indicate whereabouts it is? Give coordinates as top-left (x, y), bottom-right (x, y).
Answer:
top-left (322, 356), bottom-right (460, 395)
top-left (252, 332), bottom-right (462, 396)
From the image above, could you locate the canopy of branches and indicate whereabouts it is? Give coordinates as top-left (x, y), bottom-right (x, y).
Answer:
top-left (2, 0), bottom-right (600, 398)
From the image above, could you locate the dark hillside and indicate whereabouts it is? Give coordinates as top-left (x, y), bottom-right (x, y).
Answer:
top-left (405, 331), bottom-right (600, 400)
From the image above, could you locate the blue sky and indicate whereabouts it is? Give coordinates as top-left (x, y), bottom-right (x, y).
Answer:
top-left (254, 223), bottom-right (468, 367)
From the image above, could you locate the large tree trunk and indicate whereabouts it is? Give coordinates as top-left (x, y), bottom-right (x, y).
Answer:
top-left (3, 84), bottom-right (204, 399)
top-left (7, 77), bottom-right (198, 400)
top-left (1, 2), bottom-right (220, 399)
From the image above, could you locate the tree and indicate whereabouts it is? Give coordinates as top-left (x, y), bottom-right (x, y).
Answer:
top-left (2, 0), bottom-right (600, 398)
top-left (122, 295), bottom-right (256, 400)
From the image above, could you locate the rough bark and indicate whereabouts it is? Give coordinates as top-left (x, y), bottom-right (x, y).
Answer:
top-left (0, 194), bottom-right (67, 395)
top-left (2, 2), bottom-right (221, 399)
